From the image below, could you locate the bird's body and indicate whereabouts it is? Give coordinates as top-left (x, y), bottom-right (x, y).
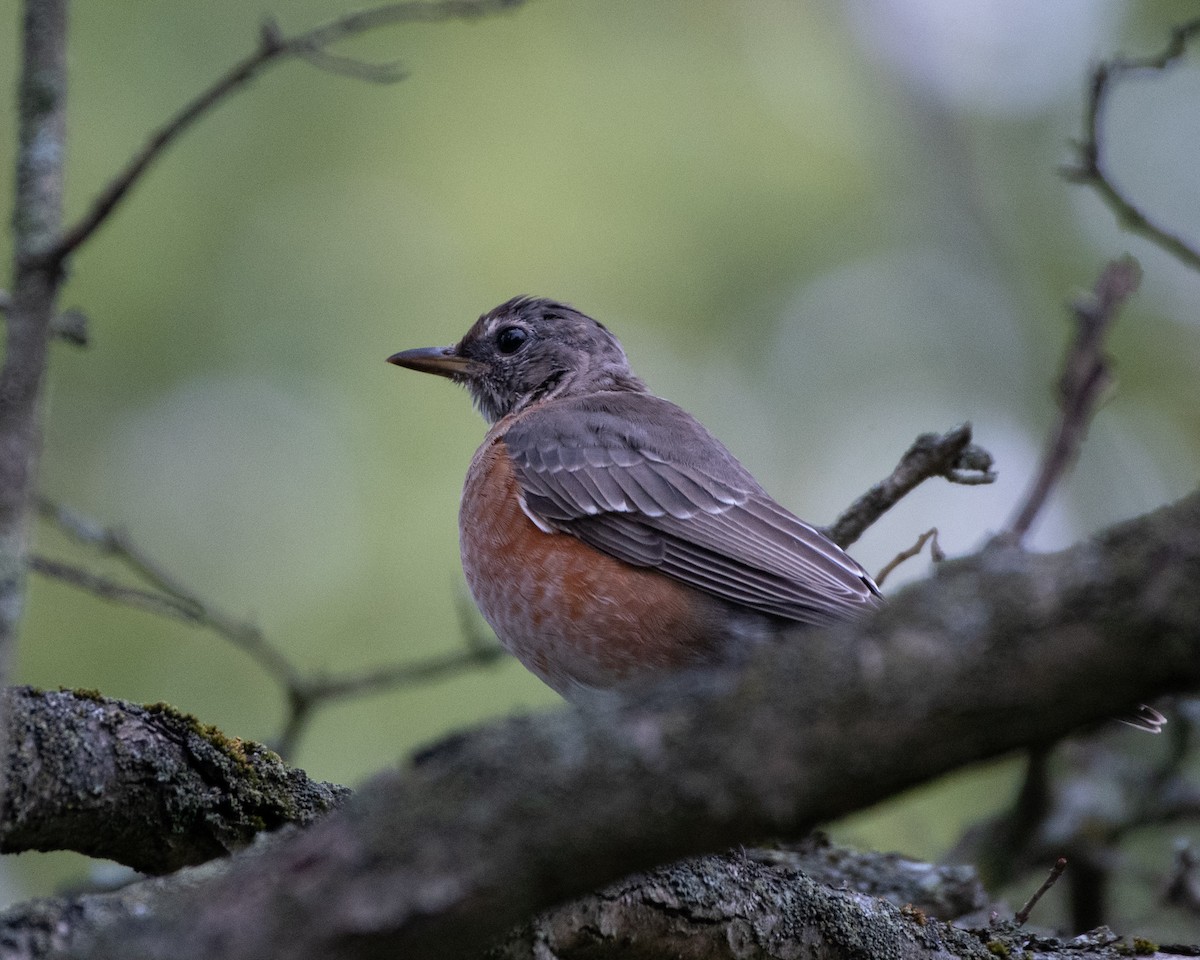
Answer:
top-left (390, 297), bottom-right (880, 697)
top-left (459, 414), bottom-right (756, 691)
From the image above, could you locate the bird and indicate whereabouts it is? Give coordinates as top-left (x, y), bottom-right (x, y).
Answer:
top-left (388, 296), bottom-right (881, 698)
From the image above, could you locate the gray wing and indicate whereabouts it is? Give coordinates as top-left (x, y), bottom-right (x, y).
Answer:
top-left (504, 393), bottom-right (880, 625)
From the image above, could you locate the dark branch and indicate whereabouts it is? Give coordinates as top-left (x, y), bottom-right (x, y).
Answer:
top-left (948, 711), bottom-right (1200, 929)
top-left (823, 423), bottom-right (995, 550)
top-left (0, 687), bottom-right (348, 874)
top-left (1003, 257), bottom-right (1141, 545)
top-left (492, 842), bottom-right (993, 960)
top-left (29, 555), bottom-right (206, 620)
top-left (46, 489), bottom-right (1200, 959)
top-left (1016, 858), bottom-right (1068, 926)
top-left (1063, 18), bottom-right (1200, 271)
top-left (34, 0), bottom-right (525, 268)
top-left (1165, 843), bottom-right (1200, 916)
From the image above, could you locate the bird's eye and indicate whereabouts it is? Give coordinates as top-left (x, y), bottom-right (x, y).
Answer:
top-left (496, 326), bottom-right (528, 354)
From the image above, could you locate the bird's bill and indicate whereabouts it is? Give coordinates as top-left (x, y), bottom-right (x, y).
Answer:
top-left (386, 345), bottom-right (480, 379)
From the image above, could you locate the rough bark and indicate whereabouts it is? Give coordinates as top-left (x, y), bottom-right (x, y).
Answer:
top-left (0, 491), bottom-right (1191, 960)
top-left (487, 847), bottom-right (1199, 960)
top-left (0, 687), bottom-right (349, 873)
top-left (487, 851), bottom-right (994, 960)
top-left (2, 0), bottom-right (68, 712)
top-left (489, 836), bottom-right (994, 960)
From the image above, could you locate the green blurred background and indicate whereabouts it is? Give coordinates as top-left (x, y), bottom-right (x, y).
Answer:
top-left (2, 0), bottom-right (1199, 928)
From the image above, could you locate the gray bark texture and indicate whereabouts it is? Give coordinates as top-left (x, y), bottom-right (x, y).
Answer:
top-left (1, 491), bottom-right (1198, 959)
top-left (488, 836), bottom-right (996, 960)
top-left (0, 687), bottom-right (349, 873)
top-left (1, 0), bottom-right (67, 700)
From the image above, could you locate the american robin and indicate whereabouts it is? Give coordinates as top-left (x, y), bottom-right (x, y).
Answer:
top-left (389, 296), bottom-right (881, 697)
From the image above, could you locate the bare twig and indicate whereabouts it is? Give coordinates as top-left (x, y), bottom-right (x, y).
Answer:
top-left (28, 556), bottom-right (203, 623)
top-left (33, 0), bottom-right (525, 269)
top-left (0, 291), bottom-right (88, 345)
top-left (873, 528), bottom-right (942, 588)
top-left (1063, 18), bottom-right (1200, 272)
top-left (823, 424), bottom-right (995, 550)
top-left (1015, 857), bottom-right (1068, 926)
top-left (1002, 257), bottom-right (1141, 545)
top-left (49, 307), bottom-right (89, 345)
top-left (1165, 842), bottom-right (1200, 915)
top-left (34, 497), bottom-right (505, 756)
top-left (36, 497), bottom-right (298, 684)
top-left (276, 645), bottom-right (506, 756)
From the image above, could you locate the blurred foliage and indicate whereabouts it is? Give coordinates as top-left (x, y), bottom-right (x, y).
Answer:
top-left (1, 0), bottom-right (1198, 923)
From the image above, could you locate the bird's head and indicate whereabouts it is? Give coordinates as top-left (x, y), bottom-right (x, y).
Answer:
top-left (388, 296), bottom-right (645, 423)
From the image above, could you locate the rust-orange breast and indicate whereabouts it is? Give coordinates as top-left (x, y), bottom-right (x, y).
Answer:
top-left (458, 420), bottom-right (739, 695)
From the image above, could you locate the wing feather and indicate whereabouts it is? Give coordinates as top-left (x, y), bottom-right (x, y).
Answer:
top-left (503, 393), bottom-right (879, 624)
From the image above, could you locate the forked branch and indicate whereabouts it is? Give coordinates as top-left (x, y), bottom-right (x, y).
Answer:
top-left (32, 0), bottom-right (525, 269)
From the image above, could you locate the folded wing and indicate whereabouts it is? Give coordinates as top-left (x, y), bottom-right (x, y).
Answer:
top-left (504, 393), bottom-right (880, 626)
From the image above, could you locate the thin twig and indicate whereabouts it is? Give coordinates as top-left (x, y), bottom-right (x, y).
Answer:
top-left (1063, 18), bottom-right (1200, 272)
top-left (276, 645), bottom-right (506, 756)
top-left (28, 557), bottom-right (203, 623)
top-left (36, 497), bottom-right (298, 685)
top-left (301, 648), bottom-right (508, 705)
top-left (34, 498), bottom-right (505, 756)
top-left (49, 308), bottom-right (89, 345)
top-left (1015, 857), bottom-right (1068, 926)
top-left (33, 0), bottom-right (525, 268)
top-left (293, 46), bottom-right (407, 83)
top-left (0, 292), bottom-right (88, 345)
top-left (1002, 257), bottom-right (1141, 546)
top-left (823, 424), bottom-right (996, 550)
top-left (1164, 842), bottom-right (1200, 915)
top-left (873, 528), bottom-right (942, 588)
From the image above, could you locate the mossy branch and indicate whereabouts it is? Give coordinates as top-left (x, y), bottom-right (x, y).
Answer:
top-left (0, 687), bottom-right (348, 874)
top-left (0, 490), bottom-right (1195, 958)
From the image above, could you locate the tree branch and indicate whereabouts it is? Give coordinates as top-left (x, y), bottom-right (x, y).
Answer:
top-left (949, 712), bottom-right (1200, 912)
top-left (1015, 857), bottom-right (1068, 927)
top-left (823, 423), bottom-right (995, 550)
top-left (0, 687), bottom-right (348, 874)
top-left (1063, 18), bottom-right (1200, 271)
top-left (490, 844), bottom-right (994, 960)
top-left (6, 488), bottom-right (1194, 960)
top-left (33, 0), bottom-right (526, 269)
top-left (1003, 256), bottom-right (1141, 545)
top-left (1, 0), bottom-right (71, 829)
